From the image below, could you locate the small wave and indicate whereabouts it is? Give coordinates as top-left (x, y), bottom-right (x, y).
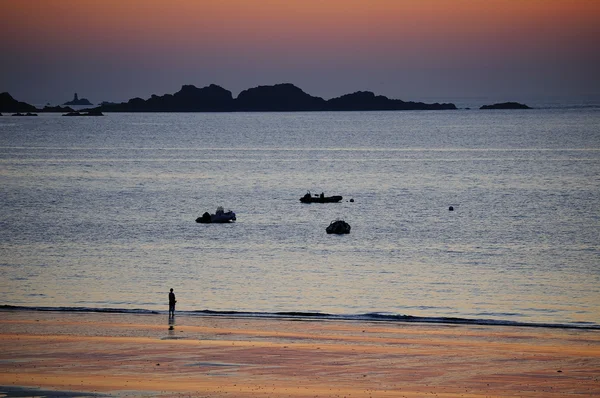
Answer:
top-left (0, 386), bottom-right (107, 398)
top-left (0, 305), bottom-right (159, 315)
top-left (2, 305), bottom-right (598, 330)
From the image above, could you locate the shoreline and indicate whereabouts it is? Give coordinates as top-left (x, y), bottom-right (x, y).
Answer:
top-left (2, 305), bottom-right (598, 331)
top-left (1, 309), bottom-right (599, 397)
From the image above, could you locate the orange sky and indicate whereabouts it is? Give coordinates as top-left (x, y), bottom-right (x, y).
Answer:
top-left (1, 0), bottom-right (599, 104)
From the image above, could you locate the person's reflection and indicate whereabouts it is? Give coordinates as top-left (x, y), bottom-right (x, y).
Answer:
top-left (168, 316), bottom-right (175, 336)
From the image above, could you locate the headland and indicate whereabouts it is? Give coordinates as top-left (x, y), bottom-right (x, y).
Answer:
top-left (94, 83), bottom-right (458, 112)
top-left (1, 85), bottom-right (539, 113)
top-left (1, 84), bottom-right (460, 113)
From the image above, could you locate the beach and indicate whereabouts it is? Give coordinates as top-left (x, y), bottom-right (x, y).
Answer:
top-left (1, 310), bottom-right (599, 397)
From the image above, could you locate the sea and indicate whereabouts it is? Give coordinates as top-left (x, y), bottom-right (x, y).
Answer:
top-left (1, 103), bottom-right (599, 329)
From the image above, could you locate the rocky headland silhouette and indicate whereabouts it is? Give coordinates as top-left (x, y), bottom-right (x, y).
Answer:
top-left (326, 91), bottom-right (453, 111)
top-left (1, 85), bottom-right (536, 113)
top-left (0, 92), bottom-right (38, 113)
top-left (94, 83), bottom-right (457, 112)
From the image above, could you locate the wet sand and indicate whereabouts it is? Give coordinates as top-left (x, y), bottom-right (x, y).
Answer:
top-left (1, 310), bottom-right (599, 397)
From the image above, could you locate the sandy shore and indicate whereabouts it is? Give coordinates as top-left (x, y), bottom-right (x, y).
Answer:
top-left (1, 310), bottom-right (599, 397)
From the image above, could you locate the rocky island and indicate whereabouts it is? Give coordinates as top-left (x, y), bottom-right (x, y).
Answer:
top-left (480, 102), bottom-right (531, 110)
top-left (41, 105), bottom-right (75, 113)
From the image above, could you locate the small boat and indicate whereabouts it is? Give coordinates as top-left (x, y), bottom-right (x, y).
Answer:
top-left (326, 219), bottom-right (351, 234)
top-left (196, 206), bottom-right (236, 223)
top-left (300, 191), bottom-right (343, 203)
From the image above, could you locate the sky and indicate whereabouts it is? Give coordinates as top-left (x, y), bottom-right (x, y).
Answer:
top-left (1, 0), bottom-right (599, 106)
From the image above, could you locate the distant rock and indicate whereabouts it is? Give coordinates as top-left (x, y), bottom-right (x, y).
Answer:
top-left (235, 83), bottom-right (326, 111)
top-left (62, 110), bottom-right (104, 116)
top-left (64, 93), bottom-right (93, 106)
top-left (480, 102), bottom-right (531, 110)
top-left (326, 91), bottom-right (456, 111)
top-left (41, 105), bottom-right (74, 113)
top-left (86, 109), bottom-right (104, 116)
top-left (0, 92), bottom-right (38, 113)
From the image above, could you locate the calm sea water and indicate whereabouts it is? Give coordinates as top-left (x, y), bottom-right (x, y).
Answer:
top-left (1, 109), bottom-right (599, 327)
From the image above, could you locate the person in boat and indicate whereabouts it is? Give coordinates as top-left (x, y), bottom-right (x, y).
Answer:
top-left (168, 288), bottom-right (177, 317)
top-left (320, 192), bottom-right (324, 199)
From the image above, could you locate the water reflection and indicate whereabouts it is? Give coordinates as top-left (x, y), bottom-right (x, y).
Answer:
top-left (1, 111), bottom-right (599, 327)
top-left (168, 316), bottom-right (175, 336)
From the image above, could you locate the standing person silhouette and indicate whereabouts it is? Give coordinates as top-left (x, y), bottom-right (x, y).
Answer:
top-left (168, 288), bottom-right (176, 317)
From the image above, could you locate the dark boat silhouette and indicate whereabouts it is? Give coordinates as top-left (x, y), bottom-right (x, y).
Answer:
top-left (196, 206), bottom-right (236, 223)
top-left (300, 191), bottom-right (343, 203)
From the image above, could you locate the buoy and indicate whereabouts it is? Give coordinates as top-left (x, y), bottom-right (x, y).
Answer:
top-left (449, 206), bottom-right (454, 211)
top-left (349, 198), bottom-right (354, 202)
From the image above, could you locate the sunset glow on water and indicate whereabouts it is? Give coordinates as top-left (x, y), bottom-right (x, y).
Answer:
top-left (1, 109), bottom-right (598, 327)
